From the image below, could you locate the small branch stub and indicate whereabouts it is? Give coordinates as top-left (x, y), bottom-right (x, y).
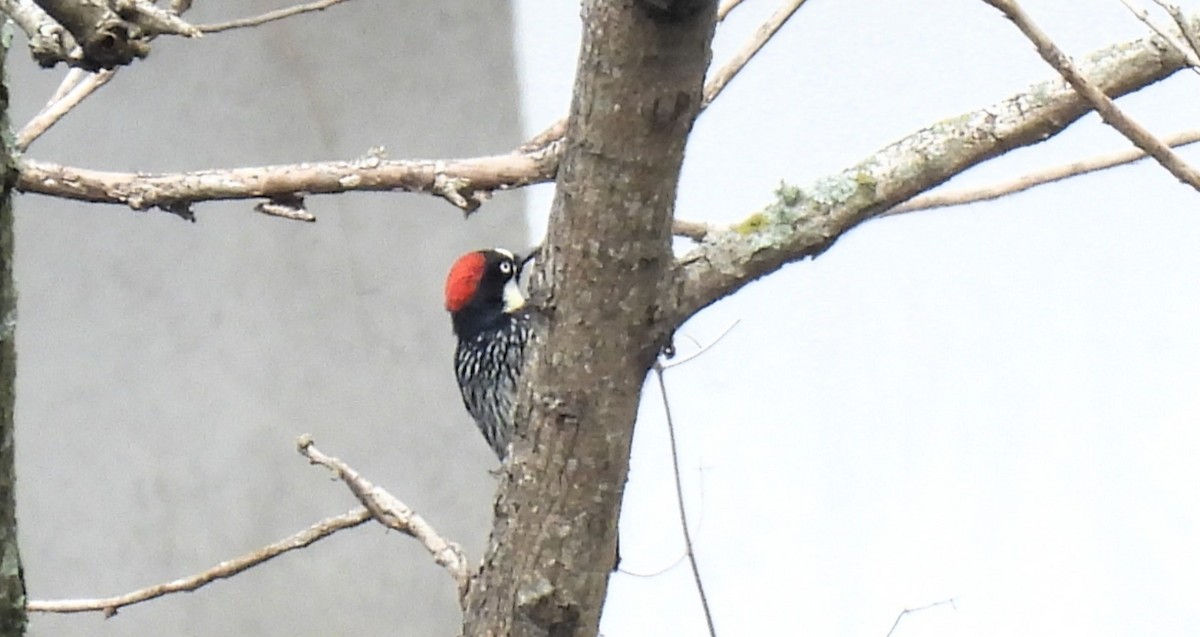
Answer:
top-left (255, 194), bottom-right (314, 222)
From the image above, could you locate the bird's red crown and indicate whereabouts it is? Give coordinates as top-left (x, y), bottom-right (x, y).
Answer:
top-left (444, 251), bottom-right (487, 313)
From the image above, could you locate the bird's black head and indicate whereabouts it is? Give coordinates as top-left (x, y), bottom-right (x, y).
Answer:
top-left (444, 248), bottom-right (525, 338)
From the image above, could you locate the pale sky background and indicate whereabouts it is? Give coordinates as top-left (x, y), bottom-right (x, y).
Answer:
top-left (514, 1), bottom-right (1200, 636)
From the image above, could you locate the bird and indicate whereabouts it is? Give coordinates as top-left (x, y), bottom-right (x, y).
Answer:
top-left (445, 249), bottom-right (623, 569)
top-left (444, 248), bottom-right (535, 459)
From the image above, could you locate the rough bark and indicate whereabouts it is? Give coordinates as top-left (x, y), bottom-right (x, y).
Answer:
top-left (461, 1), bottom-right (717, 636)
top-left (0, 37), bottom-right (28, 637)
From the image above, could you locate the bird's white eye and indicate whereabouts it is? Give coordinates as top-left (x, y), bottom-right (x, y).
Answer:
top-left (499, 261), bottom-right (513, 275)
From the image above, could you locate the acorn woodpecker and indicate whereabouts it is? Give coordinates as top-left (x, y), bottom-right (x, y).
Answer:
top-left (444, 248), bottom-right (535, 459)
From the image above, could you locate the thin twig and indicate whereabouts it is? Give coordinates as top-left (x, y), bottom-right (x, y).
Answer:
top-left (984, 0), bottom-right (1200, 191)
top-left (519, 0), bottom-right (805, 153)
top-left (618, 324), bottom-right (738, 579)
top-left (296, 435), bottom-right (470, 597)
top-left (17, 70), bottom-right (116, 151)
top-left (1118, 0), bottom-right (1200, 70)
top-left (704, 0), bottom-right (809, 106)
top-left (660, 320), bottom-right (741, 370)
top-left (26, 509), bottom-right (371, 616)
top-left (888, 127), bottom-right (1200, 214)
top-left (652, 364), bottom-right (717, 637)
top-left (1153, 0), bottom-right (1200, 63)
top-left (45, 68), bottom-right (87, 105)
top-left (196, 0), bottom-right (353, 33)
top-left (885, 598), bottom-right (957, 637)
top-left (644, 324), bottom-right (741, 635)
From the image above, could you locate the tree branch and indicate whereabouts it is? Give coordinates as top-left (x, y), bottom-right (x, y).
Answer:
top-left (672, 24), bottom-right (1189, 323)
top-left (17, 147), bottom-right (560, 215)
top-left (25, 509), bottom-right (371, 616)
top-left (982, 0), bottom-right (1200, 190)
top-left (295, 435), bottom-right (470, 598)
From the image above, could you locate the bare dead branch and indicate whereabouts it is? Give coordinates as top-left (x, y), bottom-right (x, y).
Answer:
top-left (1119, 0), bottom-right (1200, 69)
top-left (17, 70), bottom-right (115, 151)
top-left (983, 0), bottom-right (1200, 190)
top-left (17, 147), bottom-right (559, 215)
top-left (704, 0), bottom-right (809, 106)
top-left (0, 0), bottom-right (82, 66)
top-left (25, 509), bottom-right (371, 616)
top-left (295, 435), bottom-right (470, 597)
top-left (888, 127), bottom-right (1200, 214)
top-left (673, 24), bottom-right (1189, 324)
top-left (196, 0), bottom-right (353, 34)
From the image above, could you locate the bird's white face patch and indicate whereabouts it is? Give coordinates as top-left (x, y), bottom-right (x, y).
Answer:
top-left (502, 275), bottom-right (525, 313)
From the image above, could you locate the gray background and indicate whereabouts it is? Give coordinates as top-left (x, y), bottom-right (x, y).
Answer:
top-left (12, 1), bottom-right (523, 635)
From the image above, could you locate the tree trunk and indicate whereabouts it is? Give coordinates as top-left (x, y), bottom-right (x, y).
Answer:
top-left (0, 36), bottom-right (28, 637)
top-left (462, 1), bottom-right (716, 636)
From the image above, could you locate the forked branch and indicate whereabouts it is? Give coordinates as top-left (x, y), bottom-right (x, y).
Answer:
top-left (296, 435), bottom-right (470, 598)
